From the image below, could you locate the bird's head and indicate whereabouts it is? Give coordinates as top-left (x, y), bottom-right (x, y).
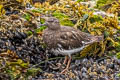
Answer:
top-left (42, 17), bottom-right (61, 30)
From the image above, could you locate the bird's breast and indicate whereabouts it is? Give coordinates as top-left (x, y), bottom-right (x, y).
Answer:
top-left (43, 30), bottom-right (59, 48)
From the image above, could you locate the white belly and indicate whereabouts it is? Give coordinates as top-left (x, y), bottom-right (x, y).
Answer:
top-left (50, 46), bottom-right (86, 57)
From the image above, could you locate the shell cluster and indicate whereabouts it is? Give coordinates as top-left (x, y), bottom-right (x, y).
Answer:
top-left (32, 57), bottom-right (120, 80)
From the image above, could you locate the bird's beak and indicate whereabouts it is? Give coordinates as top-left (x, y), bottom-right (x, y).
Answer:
top-left (40, 17), bottom-right (49, 26)
top-left (40, 17), bottom-right (49, 21)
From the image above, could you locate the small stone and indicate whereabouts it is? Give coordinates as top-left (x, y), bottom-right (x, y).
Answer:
top-left (75, 60), bottom-right (81, 66)
top-left (107, 64), bottom-right (115, 69)
top-left (99, 77), bottom-right (107, 80)
top-left (82, 72), bottom-right (88, 78)
top-left (117, 60), bottom-right (120, 65)
top-left (81, 67), bottom-right (87, 73)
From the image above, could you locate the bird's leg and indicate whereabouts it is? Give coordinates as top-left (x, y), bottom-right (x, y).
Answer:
top-left (56, 56), bottom-right (68, 69)
top-left (61, 56), bottom-right (72, 74)
top-left (66, 57), bottom-right (72, 69)
top-left (63, 56), bottom-right (68, 64)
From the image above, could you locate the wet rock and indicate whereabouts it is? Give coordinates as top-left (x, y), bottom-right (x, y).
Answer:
top-left (107, 64), bottom-right (115, 69)
top-left (81, 67), bottom-right (87, 73)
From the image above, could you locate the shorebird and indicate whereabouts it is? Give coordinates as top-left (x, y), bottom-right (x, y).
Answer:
top-left (42, 17), bottom-right (103, 73)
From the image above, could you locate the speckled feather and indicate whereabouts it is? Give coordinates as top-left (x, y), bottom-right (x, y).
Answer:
top-left (42, 17), bottom-right (103, 56)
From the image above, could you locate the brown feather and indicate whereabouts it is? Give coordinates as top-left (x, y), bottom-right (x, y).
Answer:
top-left (43, 26), bottom-right (102, 50)
top-left (42, 17), bottom-right (103, 56)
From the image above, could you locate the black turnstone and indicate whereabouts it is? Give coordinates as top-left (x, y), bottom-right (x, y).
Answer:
top-left (42, 17), bottom-right (103, 73)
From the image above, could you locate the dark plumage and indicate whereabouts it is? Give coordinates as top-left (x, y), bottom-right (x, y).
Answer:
top-left (42, 17), bottom-right (103, 73)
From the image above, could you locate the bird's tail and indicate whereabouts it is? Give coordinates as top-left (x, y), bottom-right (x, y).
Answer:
top-left (93, 35), bottom-right (104, 42)
top-left (84, 35), bottom-right (104, 45)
